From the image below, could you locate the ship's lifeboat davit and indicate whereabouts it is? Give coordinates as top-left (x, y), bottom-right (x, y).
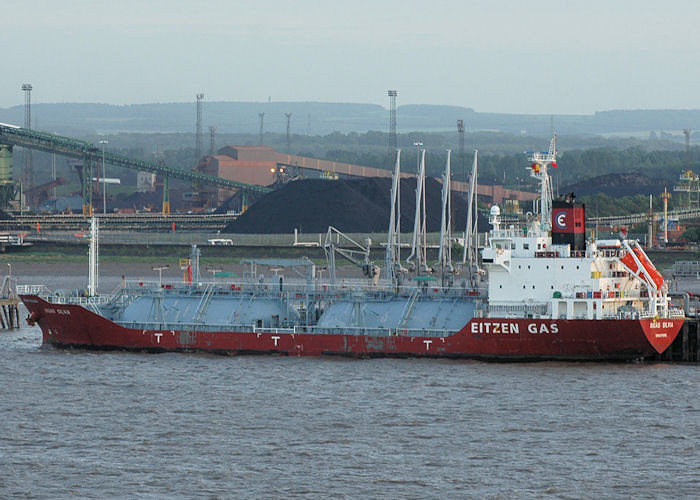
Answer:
top-left (620, 247), bottom-right (664, 290)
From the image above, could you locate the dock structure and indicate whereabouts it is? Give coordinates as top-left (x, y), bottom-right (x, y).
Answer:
top-left (672, 261), bottom-right (700, 278)
top-left (0, 272), bottom-right (19, 330)
top-left (652, 318), bottom-right (700, 362)
top-left (0, 297), bottom-right (19, 329)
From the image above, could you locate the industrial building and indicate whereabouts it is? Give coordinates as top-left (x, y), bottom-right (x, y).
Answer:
top-left (197, 145), bottom-right (538, 207)
top-left (197, 145), bottom-right (397, 204)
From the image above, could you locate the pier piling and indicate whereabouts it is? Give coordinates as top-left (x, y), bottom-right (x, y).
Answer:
top-left (0, 298), bottom-right (19, 330)
top-left (653, 318), bottom-right (700, 362)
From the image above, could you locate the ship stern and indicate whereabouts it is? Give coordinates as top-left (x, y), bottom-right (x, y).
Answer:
top-left (640, 317), bottom-right (684, 354)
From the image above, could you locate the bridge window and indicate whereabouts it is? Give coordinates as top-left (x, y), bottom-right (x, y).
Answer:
top-left (523, 243), bottom-right (529, 250)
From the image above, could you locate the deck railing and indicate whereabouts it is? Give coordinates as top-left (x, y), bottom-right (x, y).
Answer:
top-left (115, 320), bottom-right (454, 338)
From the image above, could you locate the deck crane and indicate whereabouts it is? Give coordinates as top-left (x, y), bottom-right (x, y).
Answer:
top-left (324, 226), bottom-right (379, 286)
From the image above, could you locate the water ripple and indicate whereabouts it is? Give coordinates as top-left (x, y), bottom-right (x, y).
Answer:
top-left (0, 315), bottom-right (698, 498)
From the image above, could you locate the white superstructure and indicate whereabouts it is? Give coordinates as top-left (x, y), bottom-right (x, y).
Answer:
top-left (480, 137), bottom-right (681, 322)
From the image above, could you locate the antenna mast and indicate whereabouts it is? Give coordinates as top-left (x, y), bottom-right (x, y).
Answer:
top-left (528, 134), bottom-right (557, 231)
top-left (259, 113), bottom-right (265, 145)
top-left (285, 113), bottom-right (292, 154)
top-left (209, 126), bottom-right (217, 155)
top-left (195, 93), bottom-right (204, 162)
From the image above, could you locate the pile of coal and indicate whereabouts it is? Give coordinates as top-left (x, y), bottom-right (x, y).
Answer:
top-left (224, 177), bottom-right (479, 234)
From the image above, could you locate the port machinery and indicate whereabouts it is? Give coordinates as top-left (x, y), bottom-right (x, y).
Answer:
top-left (0, 122), bottom-right (271, 215)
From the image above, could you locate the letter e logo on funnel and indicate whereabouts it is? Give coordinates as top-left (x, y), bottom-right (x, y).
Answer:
top-left (555, 211), bottom-right (567, 230)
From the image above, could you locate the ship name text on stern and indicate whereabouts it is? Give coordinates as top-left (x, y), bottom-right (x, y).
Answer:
top-left (649, 321), bottom-right (675, 329)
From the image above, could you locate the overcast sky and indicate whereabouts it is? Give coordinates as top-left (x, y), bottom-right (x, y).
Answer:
top-left (2, 0), bottom-right (699, 114)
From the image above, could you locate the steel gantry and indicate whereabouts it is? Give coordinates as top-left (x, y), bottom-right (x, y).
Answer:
top-left (0, 123), bottom-right (272, 215)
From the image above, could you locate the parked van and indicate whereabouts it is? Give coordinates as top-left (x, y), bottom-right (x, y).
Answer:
top-left (208, 238), bottom-right (234, 246)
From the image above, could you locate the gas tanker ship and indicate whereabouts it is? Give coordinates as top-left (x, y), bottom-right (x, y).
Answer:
top-left (19, 137), bottom-right (684, 360)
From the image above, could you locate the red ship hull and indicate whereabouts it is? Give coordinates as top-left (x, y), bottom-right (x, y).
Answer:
top-left (21, 295), bottom-right (683, 361)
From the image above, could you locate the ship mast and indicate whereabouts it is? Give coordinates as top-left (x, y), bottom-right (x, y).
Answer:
top-left (528, 134), bottom-right (557, 231)
top-left (407, 148), bottom-right (427, 275)
top-left (462, 150), bottom-right (479, 288)
top-left (438, 150), bottom-right (454, 285)
top-left (87, 216), bottom-right (99, 296)
top-left (385, 149), bottom-right (402, 286)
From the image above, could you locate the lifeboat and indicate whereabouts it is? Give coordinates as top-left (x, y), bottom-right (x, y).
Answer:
top-left (620, 248), bottom-right (664, 290)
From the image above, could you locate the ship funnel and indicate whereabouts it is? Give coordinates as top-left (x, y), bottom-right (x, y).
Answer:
top-left (552, 196), bottom-right (585, 251)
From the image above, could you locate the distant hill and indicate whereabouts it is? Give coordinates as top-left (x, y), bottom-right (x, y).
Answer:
top-left (2, 101), bottom-right (700, 138)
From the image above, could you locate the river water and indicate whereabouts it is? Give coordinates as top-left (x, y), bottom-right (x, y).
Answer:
top-left (1, 271), bottom-right (699, 498)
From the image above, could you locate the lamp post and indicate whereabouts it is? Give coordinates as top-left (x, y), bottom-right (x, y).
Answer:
top-left (99, 140), bottom-right (108, 214)
top-left (413, 142), bottom-right (423, 179)
top-left (413, 142), bottom-right (423, 174)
